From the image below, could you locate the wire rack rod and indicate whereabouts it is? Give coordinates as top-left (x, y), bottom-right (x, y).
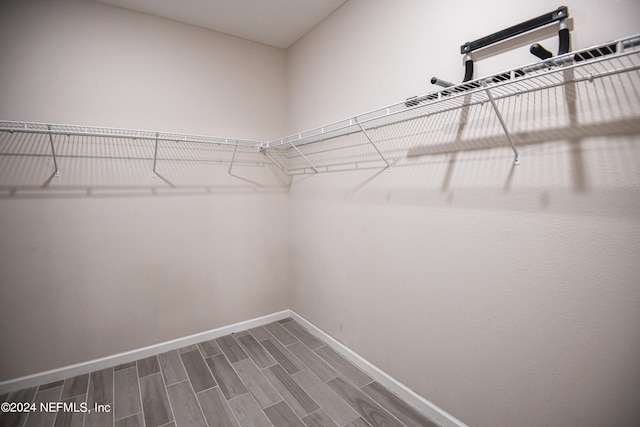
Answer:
top-left (269, 34), bottom-right (640, 149)
top-left (0, 121), bottom-right (265, 148)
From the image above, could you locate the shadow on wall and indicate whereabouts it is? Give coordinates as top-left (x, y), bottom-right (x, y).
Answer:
top-left (0, 133), bottom-right (291, 198)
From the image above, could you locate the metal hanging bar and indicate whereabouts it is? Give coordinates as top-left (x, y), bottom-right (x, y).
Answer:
top-left (227, 141), bottom-right (238, 177)
top-left (482, 81), bottom-right (520, 165)
top-left (460, 6), bottom-right (569, 54)
top-left (47, 125), bottom-right (60, 177)
top-left (354, 119), bottom-right (391, 172)
top-left (290, 142), bottom-right (319, 173)
top-left (152, 132), bottom-right (159, 177)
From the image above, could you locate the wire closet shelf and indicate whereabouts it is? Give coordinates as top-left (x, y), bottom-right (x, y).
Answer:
top-left (268, 34), bottom-right (640, 155)
top-left (0, 121), bottom-right (264, 148)
top-left (1, 34), bottom-right (639, 173)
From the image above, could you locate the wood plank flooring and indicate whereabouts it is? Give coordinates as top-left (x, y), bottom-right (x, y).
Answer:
top-left (0, 318), bottom-right (438, 427)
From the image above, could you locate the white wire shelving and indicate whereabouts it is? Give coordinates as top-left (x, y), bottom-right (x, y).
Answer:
top-left (1, 34), bottom-right (639, 185)
top-left (0, 121), bottom-right (264, 148)
top-left (269, 34), bottom-right (640, 172)
top-left (0, 121), bottom-right (266, 181)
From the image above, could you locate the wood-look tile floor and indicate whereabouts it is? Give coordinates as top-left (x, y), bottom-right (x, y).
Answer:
top-left (1, 318), bottom-right (438, 427)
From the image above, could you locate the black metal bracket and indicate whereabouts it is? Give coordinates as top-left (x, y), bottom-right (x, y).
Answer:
top-left (460, 6), bottom-right (568, 54)
top-left (457, 6), bottom-right (570, 83)
top-left (406, 6), bottom-right (574, 160)
top-left (408, 5), bottom-right (571, 105)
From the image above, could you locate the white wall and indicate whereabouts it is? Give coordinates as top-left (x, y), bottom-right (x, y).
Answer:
top-left (0, 0), bottom-right (286, 140)
top-left (0, 0), bottom-right (289, 381)
top-left (287, 1), bottom-right (640, 427)
top-left (1, 1), bottom-right (640, 426)
top-left (0, 194), bottom-right (290, 379)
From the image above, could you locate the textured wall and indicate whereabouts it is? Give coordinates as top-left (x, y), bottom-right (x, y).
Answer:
top-left (1, 2), bottom-right (639, 426)
top-left (286, 1), bottom-right (640, 426)
top-left (0, 0), bottom-right (286, 140)
top-left (0, 0), bottom-right (289, 380)
top-left (0, 193), bottom-right (290, 380)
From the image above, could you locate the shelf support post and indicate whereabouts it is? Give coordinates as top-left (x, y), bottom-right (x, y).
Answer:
top-left (290, 142), bottom-right (319, 173)
top-left (152, 132), bottom-right (160, 177)
top-left (227, 141), bottom-right (238, 177)
top-left (355, 119), bottom-right (391, 172)
top-left (47, 125), bottom-right (60, 177)
top-left (482, 81), bottom-right (520, 165)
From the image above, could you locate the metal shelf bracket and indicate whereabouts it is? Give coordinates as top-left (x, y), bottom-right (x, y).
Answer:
top-left (482, 81), bottom-right (520, 165)
top-left (290, 142), bottom-right (319, 173)
top-left (228, 141), bottom-right (238, 178)
top-left (354, 119), bottom-right (391, 172)
top-left (47, 125), bottom-right (60, 177)
top-left (152, 132), bottom-right (159, 177)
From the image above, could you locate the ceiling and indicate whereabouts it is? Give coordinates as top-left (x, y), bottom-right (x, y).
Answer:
top-left (92, 0), bottom-right (348, 49)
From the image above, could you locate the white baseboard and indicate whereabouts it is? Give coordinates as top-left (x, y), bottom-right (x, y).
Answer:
top-left (0, 309), bottom-right (466, 427)
top-left (289, 310), bottom-right (468, 427)
top-left (0, 310), bottom-right (290, 395)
